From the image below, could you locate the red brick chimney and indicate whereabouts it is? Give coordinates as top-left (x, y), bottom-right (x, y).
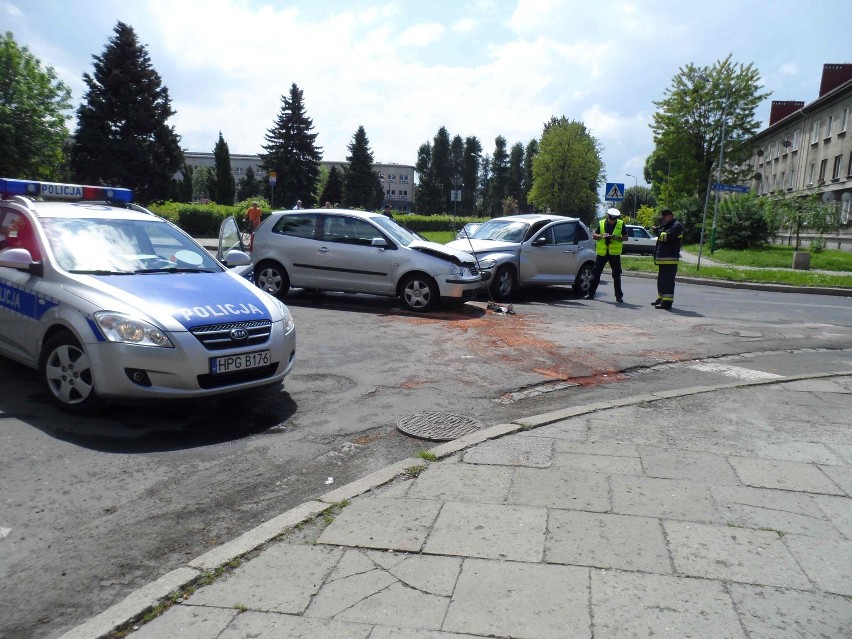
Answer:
top-left (769, 101), bottom-right (804, 125)
top-left (819, 63), bottom-right (852, 97)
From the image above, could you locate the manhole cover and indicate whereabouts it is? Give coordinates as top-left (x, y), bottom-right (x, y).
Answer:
top-left (397, 412), bottom-right (485, 441)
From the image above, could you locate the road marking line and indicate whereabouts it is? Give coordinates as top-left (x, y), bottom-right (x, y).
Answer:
top-left (690, 363), bottom-right (783, 380)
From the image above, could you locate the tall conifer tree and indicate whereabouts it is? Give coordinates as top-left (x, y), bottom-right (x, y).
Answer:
top-left (212, 131), bottom-right (235, 204)
top-left (71, 22), bottom-right (182, 203)
top-left (261, 83), bottom-right (322, 208)
top-left (342, 125), bottom-right (383, 209)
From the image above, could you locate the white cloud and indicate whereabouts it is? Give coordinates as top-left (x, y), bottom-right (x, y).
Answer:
top-left (1, 0), bottom-right (22, 16)
top-left (452, 17), bottom-right (477, 33)
top-left (397, 22), bottom-right (446, 47)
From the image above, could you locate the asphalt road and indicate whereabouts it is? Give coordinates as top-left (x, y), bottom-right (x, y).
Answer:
top-left (1, 275), bottom-right (851, 639)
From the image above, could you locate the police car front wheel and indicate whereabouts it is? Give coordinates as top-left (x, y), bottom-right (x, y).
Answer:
top-left (39, 332), bottom-right (104, 414)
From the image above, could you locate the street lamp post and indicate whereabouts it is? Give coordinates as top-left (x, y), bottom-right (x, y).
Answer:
top-left (625, 173), bottom-right (638, 219)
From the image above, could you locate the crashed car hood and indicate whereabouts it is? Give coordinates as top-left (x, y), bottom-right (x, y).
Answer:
top-left (409, 239), bottom-right (479, 265)
top-left (445, 238), bottom-right (519, 254)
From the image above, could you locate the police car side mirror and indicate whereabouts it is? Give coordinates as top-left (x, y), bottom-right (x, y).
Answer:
top-left (223, 249), bottom-right (251, 267)
top-left (0, 247), bottom-right (40, 273)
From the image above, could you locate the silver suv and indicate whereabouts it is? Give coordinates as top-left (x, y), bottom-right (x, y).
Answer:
top-left (446, 214), bottom-right (596, 300)
top-left (250, 209), bottom-right (483, 312)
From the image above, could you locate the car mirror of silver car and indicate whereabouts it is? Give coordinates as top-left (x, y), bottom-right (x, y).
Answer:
top-left (371, 238), bottom-right (388, 248)
top-left (531, 236), bottom-right (547, 246)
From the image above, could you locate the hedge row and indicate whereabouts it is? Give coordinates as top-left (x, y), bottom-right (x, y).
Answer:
top-left (146, 202), bottom-right (489, 236)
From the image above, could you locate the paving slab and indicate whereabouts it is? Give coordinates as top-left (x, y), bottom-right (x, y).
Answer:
top-left (611, 475), bottom-right (719, 522)
top-left (818, 463), bottom-right (852, 495)
top-left (317, 498), bottom-right (442, 552)
top-left (187, 543), bottom-right (343, 614)
top-left (591, 570), bottom-right (745, 639)
top-left (423, 501), bottom-right (546, 562)
top-left (728, 584), bottom-right (852, 639)
top-left (329, 581), bottom-right (450, 630)
top-left (217, 611), bottom-right (373, 638)
top-left (586, 414), bottom-right (665, 445)
top-left (753, 441), bottom-right (846, 465)
top-left (127, 604), bottom-right (237, 639)
top-left (553, 440), bottom-right (639, 457)
top-left (507, 466), bottom-right (610, 512)
top-left (443, 558), bottom-right (591, 639)
top-left (546, 510), bottom-right (671, 574)
top-left (712, 484), bottom-right (842, 538)
top-left (665, 521), bottom-right (811, 589)
top-left (552, 451), bottom-right (643, 475)
top-left (783, 534), bottom-right (852, 595)
top-left (727, 456), bottom-right (847, 494)
top-left (516, 417), bottom-right (589, 440)
top-left (638, 446), bottom-right (741, 484)
top-left (828, 443), bottom-right (852, 464)
top-left (462, 435), bottom-right (553, 467)
top-left (813, 494), bottom-right (852, 537)
top-left (369, 627), bottom-right (483, 639)
top-left (405, 461), bottom-right (513, 503)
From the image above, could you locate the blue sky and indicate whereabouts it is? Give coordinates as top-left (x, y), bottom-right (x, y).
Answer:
top-left (4, 0), bottom-right (846, 199)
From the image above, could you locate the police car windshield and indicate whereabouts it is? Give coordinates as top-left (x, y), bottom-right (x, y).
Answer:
top-left (41, 218), bottom-right (221, 274)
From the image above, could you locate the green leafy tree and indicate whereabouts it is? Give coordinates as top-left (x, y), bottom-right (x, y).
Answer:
top-left (523, 139), bottom-right (539, 212)
top-left (0, 32), bottom-right (72, 179)
top-left (461, 136), bottom-right (482, 216)
top-left (192, 166), bottom-right (213, 201)
top-left (319, 165), bottom-right (344, 206)
top-left (635, 204), bottom-right (658, 230)
top-left (766, 194), bottom-right (839, 251)
top-left (431, 127), bottom-right (452, 211)
top-left (237, 166), bottom-right (262, 201)
top-left (71, 22), bottom-right (183, 203)
top-left (168, 163), bottom-right (193, 202)
top-left (342, 125), bottom-right (383, 209)
top-left (528, 117), bottom-right (603, 224)
top-left (715, 193), bottom-right (771, 249)
top-left (650, 55), bottom-right (769, 207)
top-left (212, 131), bottom-right (235, 204)
top-left (618, 186), bottom-right (656, 219)
top-left (477, 153), bottom-right (491, 216)
top-left (261, 83), bottom-right (322, 208)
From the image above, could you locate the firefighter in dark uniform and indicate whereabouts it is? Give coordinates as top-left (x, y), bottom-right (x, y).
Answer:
top-left (653, 208), bottom-right (684, 310)
top-left (586, 208), bottom-right (628, 303)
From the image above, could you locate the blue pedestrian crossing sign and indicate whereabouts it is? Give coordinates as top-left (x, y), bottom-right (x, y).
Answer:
top-left (605, 182), bottom-right (624, 201)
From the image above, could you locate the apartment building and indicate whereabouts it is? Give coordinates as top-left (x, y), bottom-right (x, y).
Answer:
top-left (750, 63), bottom-right (852, 231)
top-left (183, 152), bottom-right (415, 212)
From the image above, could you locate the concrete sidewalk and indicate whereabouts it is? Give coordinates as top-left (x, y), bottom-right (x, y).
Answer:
top-left (62, 373), bottom-right (852, 639)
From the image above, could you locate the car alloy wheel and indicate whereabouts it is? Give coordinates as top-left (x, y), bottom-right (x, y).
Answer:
top-left (573, 263), bottom-right (595, 294)
top-left (490, 265), bottom-right (516, 300)
top-left (39, 332), bottom-right (103, 413)
top-left (401, 273), bottom-right (438, 312)
top-left (255, 261), bottom-right (290, 298)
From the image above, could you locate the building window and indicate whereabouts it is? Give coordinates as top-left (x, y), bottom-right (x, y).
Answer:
top-left (848, 151), bottom-right (852, 177)
top-left (825, 115), bottom-right (833, 138)
top-left (833, 154), bottom-right (843, 180)
top-left (811, 120), bottom-right (820, 144)
top-left (808, 162), bottom-right (815, 185)
top-left (818, 158), bottom-right (828, 182)
top-left (400, 175), bottom-right (409, 183)
top-left (841, 108), bottom-right (849, 134)
top-left (774, 141), bottom-right (781, 159)
top-left (789, 168), bottom-right (796, 189)
top-left (388, 174), bottom-right (397, 181)
top-left (792, 129), bottom-right (801, 151)
top-left (780, 171), bottom-right (785, 188)
top-left (782, 135), bottom-right (790, 155)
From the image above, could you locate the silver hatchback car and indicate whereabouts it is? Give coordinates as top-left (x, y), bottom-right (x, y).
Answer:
top-left (445, 214), bottom-right (597, 300)
top-left (250, 209), bottom-right (482, 312)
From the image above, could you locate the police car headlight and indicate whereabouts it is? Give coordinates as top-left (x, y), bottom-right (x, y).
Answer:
top-left (94, 312), bottom-right (174, 347)
top-left (477, 258), bottom-right (496, 270)
top-left (274, 299), bottom-right (295, 333)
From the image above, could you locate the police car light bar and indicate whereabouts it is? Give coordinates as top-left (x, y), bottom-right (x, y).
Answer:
top-left (0, 178), bottom-right (133, 203)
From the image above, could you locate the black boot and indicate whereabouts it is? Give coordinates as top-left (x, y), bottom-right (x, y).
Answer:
top-left (651, 298), bottom-right (661, 306)
top-left (656, 301), bottom-right (672, 310)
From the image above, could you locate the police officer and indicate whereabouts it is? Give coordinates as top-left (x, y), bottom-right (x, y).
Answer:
top-left (586, 208), bottom-right (628, 303)
top-left (653, 208), bottom-right (684, 310)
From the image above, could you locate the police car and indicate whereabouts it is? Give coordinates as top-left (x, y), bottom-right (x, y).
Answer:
top-left (0, 178), bottom-right (296, 413)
